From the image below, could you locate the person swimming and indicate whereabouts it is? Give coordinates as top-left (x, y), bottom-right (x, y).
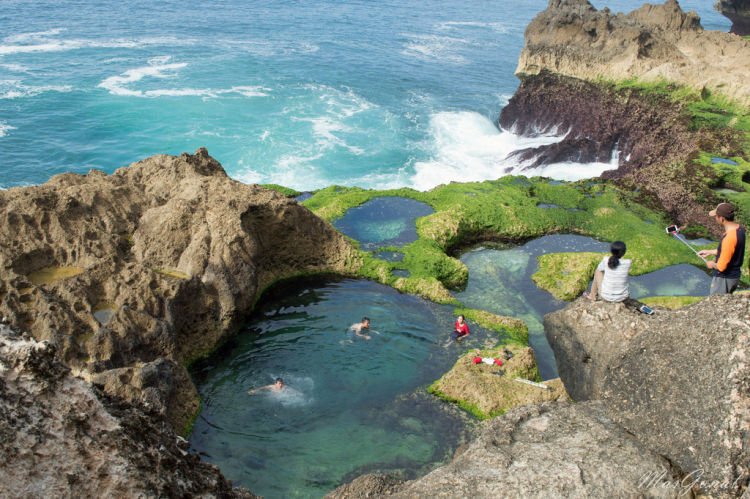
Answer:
top-left (349, 316), bottom-right (371, 340)
top-left (451, 314), bottom-right (470, 341)
top-left (248, 377), bottom-right (285, 395)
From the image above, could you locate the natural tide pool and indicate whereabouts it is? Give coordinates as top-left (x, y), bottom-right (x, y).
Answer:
top-left (455, 235), bottom-right (712, 379)
top-left (190, 278), bottom-right (496, 498)
top-left (332, 197), bottom-right (434, 250)
top-left (190, 235), bottom-right (713, 497)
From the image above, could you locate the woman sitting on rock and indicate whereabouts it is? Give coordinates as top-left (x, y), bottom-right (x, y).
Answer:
top-left (585, 241), bottom-right (631, 302)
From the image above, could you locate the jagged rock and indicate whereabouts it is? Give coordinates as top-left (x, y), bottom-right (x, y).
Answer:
top-left (717, 0), bottom-right (750, 36)
top-left (544, 295), bottom-right (750, 496)
top-left (516, 0), bottom-right (750, 105)
top-left (331, 401), bottom-right (688, 498)
top-left (0, 148), bottom-right (360, 431)
top-left (0, 324), bottom-right (255, 498)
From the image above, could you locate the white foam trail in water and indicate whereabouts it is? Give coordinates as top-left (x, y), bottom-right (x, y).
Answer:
top-left (437, 21), bottom-right (509, 33)
top-left (401, 34), bottom-right (469, 64)
top-left (0, 63), bottom-right (30, 73)
top-left (218, 39), bottom-right (319, 56)
top-left (0, 29), bottom-right (194, 56)
top-left (0, 79), bottom-right (72, 99)
top-left (409, 111), bottom-right (619, 190)
top-left (0, 121), bottom-right (15, 137)
top-left (98, 57), bottom-right (271, 98)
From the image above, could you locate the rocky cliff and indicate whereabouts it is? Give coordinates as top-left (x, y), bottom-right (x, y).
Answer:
top-left (500, 0), bottom-right (750, 230)
top-left (717, 0), bottom-right (750, 36)
top-left (0, 324), bottom-right (255, 498)
top-left (0, 148), bottom-right (359, 432)
top-left (544, 295), bottom-right (750, 497)
top-left (516, 0), bottom-right (750, 105)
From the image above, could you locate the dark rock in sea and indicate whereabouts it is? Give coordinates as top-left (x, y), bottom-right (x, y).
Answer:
top-left (0, 324), bottom-right (255, 498)
top-left (329, 401), bottom-right (686, 498)
top-left (0, 148), bottom-right (359, 432)
top-left (544, 295), bottom-right (750, 496)
top-left (717, 0), bottom-right (750, 36)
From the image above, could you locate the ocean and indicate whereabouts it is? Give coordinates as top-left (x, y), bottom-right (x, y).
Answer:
top-left (0, 0), bottom-right (729, 191)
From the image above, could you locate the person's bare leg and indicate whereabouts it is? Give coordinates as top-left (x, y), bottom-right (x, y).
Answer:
top-left (587, 270), bottom-right (603, 301)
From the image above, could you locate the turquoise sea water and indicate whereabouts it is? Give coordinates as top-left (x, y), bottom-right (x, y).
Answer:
top-left (0, 1), bottom-right (729, 190)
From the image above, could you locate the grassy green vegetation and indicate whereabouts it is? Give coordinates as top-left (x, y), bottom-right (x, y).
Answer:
top-left (453, 307), bottom-right (529, 346)
top-left (427, 345), bottom-right (563, 420)
top-left (640, 295), bottom-right (705, 310)
top-left (531, 252), bottom-right (604, 301)
top-left (261, 183), bottom-right (301, 197)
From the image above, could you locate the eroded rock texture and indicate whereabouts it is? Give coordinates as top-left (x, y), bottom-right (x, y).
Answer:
top-left (545, 295), bottom-right (750, 496)
top-left (0, 324), bottom-right (255, 498)
top-left (0, 148), bottom-right (359, 431)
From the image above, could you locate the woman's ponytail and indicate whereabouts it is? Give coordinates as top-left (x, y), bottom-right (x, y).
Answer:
top-left (608, 241), bottom-right (626, 269)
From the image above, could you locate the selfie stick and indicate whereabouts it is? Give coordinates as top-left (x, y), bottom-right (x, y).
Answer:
top-left (666, 225), bottom-right (706, 262)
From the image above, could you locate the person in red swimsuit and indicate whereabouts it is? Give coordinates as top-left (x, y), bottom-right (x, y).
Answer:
top-left (451, 314), bottom-right (470, 341)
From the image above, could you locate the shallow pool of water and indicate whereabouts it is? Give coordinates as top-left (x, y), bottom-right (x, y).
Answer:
top-left (190, 278), bottom-right (493, 498)
top-left (333, 197), bottom-right (434, 250)
top-left (455, 235), bottom-right (712, 379)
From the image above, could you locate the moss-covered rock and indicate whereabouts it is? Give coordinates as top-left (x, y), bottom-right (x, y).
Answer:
top-left (640, 295), bottom-right (705, 309)
top-left (428, 346), bottom-right (569, 420)
top-left (453, 308), bottom-right (528, 346)
top-left (532, 252), bottom-right (604, 301)
top-left (392, 276), bottom-right (458, 305)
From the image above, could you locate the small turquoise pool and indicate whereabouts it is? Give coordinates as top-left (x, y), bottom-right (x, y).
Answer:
top-left (190, 278), bottom-right (496, 498)
top-left (333, 197), bottom-right (434, 250)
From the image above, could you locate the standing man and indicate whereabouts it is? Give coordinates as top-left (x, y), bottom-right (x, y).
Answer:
top-left (698, 202), bottom-right (746, 295)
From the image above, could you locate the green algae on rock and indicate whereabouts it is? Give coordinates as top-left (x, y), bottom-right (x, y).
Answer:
top-left (428, 346), bottom-right (568, 420)
top-left (531, 252), bottom-right (604, 301)
top-left (452, 307), bottom-right (528, 346)
top-left (639, 295), bottom-right (705, 310)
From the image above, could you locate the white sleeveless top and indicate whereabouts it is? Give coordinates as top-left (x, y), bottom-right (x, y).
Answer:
top-left (597, 256), bottom-right (631, 302)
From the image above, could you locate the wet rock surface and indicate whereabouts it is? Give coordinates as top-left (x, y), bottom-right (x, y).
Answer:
top-left (329, 401), bottom-right (687, 498)
top-left (544, 295), bottom-right (750, 496)
top-left (0, 148), bottom-right (358, 431)
top-left (0, 324), bottom-right (255, 498)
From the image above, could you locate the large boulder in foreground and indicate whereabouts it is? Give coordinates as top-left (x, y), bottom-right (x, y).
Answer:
top-left (0, 325), bottom-right (254, 498)
top-left (545, 295), bottom-right (750, 496)
top-left (328, 401), bottom-right (686, 498)
top-left (0, 148), bottom-right (359, 431)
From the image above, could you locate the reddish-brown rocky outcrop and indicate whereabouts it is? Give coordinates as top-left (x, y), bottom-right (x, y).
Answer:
top-left (0, 148), bottom-right (360, 432)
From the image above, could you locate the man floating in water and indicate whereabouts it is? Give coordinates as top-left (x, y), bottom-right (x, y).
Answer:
top-left (350, 316), bottom-right (371, 340)
top-left (248, 377), bottom-right (285, 395)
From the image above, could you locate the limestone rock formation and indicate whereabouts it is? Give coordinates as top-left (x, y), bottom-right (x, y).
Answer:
top-left (329, 401), bottom-right (687, 498)
top-left (0, 324), bottom-right (255, 498)
top-left (717, 0), bottom-right (750, 36)
top-left (517, 0), bottom-right (750, 105)
top-left (544, 295), bottom-right (750, 496)
top-left (0, 148), bottom-right (359, 431)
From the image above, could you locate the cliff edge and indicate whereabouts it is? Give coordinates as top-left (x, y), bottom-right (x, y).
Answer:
top-left (517, 0), bottom-right (750, 106)
top-left (0, 148), bottom-right (359, 432)
top-left (717, 0), bottom-right (750, 36)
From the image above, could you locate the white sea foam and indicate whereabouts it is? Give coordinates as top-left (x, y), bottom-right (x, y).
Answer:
top-left (0, 31), bottom-right (194, 56)
top-left (219, 39), bottom-right (319, 57)
top-left (0, 122), bottom-right (16, 138)
top-left (409, 111), bottom-right (619, 191)
top-left (0, 79), bottom-right (72, 99)
top-left (0, 63), bottom-right (30, 73)
top-left (98, 57), bottom-right (271, 98)
top-left (437, 21), bottom-right (509, 33)
top-left (402, 34), bottom-right (469, 64)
